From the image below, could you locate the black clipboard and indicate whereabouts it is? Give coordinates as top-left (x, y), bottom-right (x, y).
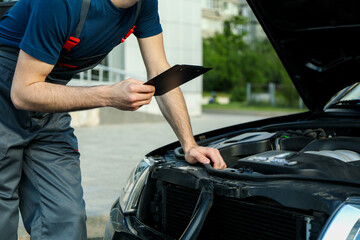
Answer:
top-left (144, 64), bottom-right (212, 96)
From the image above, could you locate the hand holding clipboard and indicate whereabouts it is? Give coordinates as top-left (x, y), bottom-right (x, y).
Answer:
top-left (144, 64), bottom-right (212, 96)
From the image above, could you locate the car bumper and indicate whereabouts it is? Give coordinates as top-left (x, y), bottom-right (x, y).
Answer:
top-left (104, 199), bottom-right (171, 240)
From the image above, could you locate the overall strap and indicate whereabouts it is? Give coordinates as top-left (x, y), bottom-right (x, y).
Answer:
top-left (134, 0), bottom-right (142, 25)
top-left (50, 0), bottom-right (142, 82)
top-left (72, 0), bottom-right (91, 38)
top-left (62, 0), bottom-right (91, 52)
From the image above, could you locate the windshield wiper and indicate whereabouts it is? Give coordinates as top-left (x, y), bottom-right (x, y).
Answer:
top-left (330, 99), bottom-right (360, 108)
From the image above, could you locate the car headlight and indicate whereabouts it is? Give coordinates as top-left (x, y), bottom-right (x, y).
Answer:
top-left (319, 198), bottom-right (360, 240)
top-left (119, 157), bottom-right (154, 214)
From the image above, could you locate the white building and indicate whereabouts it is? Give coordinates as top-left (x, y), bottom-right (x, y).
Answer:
top-left (238, 0), bottom-right (266, 43)
top-left (201, 0), bottom-right (266, 42)
top-left (201, 0), bottom-right (240, 37)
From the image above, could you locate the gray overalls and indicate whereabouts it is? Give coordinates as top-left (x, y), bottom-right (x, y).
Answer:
top-left (0, 0), bottom-right (141, 239)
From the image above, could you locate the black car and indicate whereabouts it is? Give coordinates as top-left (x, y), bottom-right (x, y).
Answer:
top-left (105, 0), bottom-right (360, 239)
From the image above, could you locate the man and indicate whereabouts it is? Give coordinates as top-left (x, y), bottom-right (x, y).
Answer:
top-left (0, 0), bottom-right (226, 239)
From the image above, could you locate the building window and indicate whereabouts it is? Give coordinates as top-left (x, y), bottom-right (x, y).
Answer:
top-left (204, 0), bottom-right (221, 10)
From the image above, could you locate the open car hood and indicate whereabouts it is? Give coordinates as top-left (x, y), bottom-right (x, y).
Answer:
top-left (246, 0), bottom-right (360, 111)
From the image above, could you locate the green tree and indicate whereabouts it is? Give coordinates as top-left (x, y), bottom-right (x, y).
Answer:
top-left (203, 16), bottom-right (247, 93)
top-left (203, 15), bottom-right (299, 106)
top-left (251, 39), bottom-right (288, 85)
top-left (231, 43), bottom-right (268, 101)
top-left (203, 16), bottom-right (269, 101)
top-left (251, 39), bottom-right (299, 107)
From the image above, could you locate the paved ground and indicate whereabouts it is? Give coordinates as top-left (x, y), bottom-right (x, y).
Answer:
top-left (18, 111), bottom-right (281, 239)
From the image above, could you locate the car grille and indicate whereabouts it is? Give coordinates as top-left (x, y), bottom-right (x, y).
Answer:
top-left (163, 184), bottom-right (200, 238)
top-left (162, 184), bottom-right (318, 240)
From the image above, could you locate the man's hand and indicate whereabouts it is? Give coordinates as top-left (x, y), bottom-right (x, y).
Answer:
top-left (185, 146), bottom-right (227, 169)
top-left (108, 78), bottom-right (155, 111)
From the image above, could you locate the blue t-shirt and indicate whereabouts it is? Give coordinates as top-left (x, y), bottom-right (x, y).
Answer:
top-left (0, 0), bottom-right (162, 65)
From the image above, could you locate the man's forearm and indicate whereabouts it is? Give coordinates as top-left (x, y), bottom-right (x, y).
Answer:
top-left (146, 62), bottom-right (197, 152)
top-left (11, 81), bottom-right (110, 112)
top-left (156, 87), bottom-right (197, 152)
top-left (11, 50), bottom-right (110, 112)
top-left (11, 50), bottom-right (155, 113)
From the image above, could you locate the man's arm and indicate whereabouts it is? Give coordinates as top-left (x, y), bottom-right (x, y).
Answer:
top-left (11, 50), bottom-right (155, 112)
top-left (137, 33), bottom-right (226, 169)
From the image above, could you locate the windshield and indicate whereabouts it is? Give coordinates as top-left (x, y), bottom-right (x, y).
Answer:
top-left (326, 82), bottom-right (360, 109)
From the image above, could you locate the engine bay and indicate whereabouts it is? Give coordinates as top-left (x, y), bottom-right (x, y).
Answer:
top-left (202, 128), bottom-right (360, 181)
top-left (139, 125), bottom-right (360, 240)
